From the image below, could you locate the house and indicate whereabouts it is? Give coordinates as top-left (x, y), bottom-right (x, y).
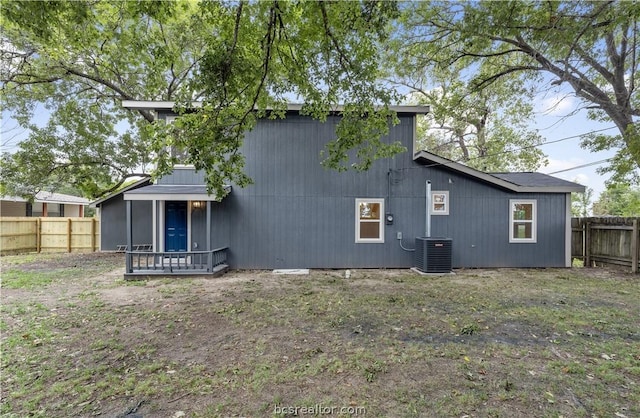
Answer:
top-left (0, 192), bottom-right (90, 217)
top-left (89, 178), bottom-right (153, 251)
top-left (93, 102), bottom-right (584, 278)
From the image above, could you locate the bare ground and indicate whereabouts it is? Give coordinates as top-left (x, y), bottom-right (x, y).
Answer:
top-left (1, 253), bottom-right (639, 418)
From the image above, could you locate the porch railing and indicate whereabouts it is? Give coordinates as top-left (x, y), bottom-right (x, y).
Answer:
top-left (125, 246), bottom-right (228, 275)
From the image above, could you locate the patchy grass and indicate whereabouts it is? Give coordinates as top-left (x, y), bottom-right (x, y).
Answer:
top-left (0, 252), bottom-right (122, 289)
top-left (1, 255), bottom-right (638, 417)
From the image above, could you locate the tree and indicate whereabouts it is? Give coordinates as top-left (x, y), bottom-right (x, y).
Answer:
top-left (1, 1), bottom-right (201, 198)
top-left (1, 0), bottom-right (402, 199)
top-left (592, 184), bottom-right (640, 216)
top-left (390, 63), bottom-right (547, 171)
top-left (397, 1), bottom-right (639, 183)
top-left (571, 184), bottom-right (594, 217)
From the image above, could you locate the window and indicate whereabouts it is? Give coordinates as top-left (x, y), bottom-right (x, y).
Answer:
top-left (165, 115), bottom-right (191, 165)
top-left (509, 200), bottom-right (536, 243)
top-left (355, 199), bottom-right (384, 243)
top-left (431, 191), bottom-right (449, 215)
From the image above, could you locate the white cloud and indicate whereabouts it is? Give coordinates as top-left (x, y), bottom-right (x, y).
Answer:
top-left (570, 173), bottom-right (590, 186)
top-left (536, 95), bottom-right (576, 116)
top-left (542, 157), bottom-right (585, 174)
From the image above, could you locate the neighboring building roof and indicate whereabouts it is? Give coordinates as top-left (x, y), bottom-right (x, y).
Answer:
top-left (1, 191), bottom-right (90, 205)
top-left (122, 101), bottom-right (430, 115)
top-left (90, 178), bottom-right (153, 207)
top-left (413, 150), bottom-right (585, 193)
top-left (123, 184), bottom-right (231, 201)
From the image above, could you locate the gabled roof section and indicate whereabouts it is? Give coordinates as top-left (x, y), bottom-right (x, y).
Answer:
top-left (413, 150), bottom-right (585, 193)
top-left (122, 101), bottom-right (429, 117)
top-left (1, 192), bottom-right (90, 205)
top-left (90, 178), bottom-right (153, 207)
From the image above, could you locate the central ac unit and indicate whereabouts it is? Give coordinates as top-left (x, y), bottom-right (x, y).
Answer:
top-left (415, 237), bottom-right (452, 273)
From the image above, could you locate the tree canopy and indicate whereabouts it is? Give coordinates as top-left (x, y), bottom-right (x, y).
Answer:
top-left (397, 0), bottom-right (639, 183)
top-left (3, 1), bottom-right (638, 200)
top-left (592, 184), bottom-right (640, 216)
top-left (1, 0), bottom-right (401, 199)
top-left (388, 60), bottom-right (547, 172)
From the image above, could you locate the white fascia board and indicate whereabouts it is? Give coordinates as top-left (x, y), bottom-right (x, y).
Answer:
top-left (414, 151), bottom-right (522, 192)
top-left (124, 193), bottom-right (220, 201)
top-left (122, 100), bottom-right (429, 114)
top-left (413, 151), bottom-right (585, 193)
top-left (90, 178), bottom-right (152, 207)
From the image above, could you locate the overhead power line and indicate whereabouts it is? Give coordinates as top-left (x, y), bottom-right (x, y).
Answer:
top-left (546, 158), bottom-right (612, 174)
top-left (460, 126), bottom-right (617, 164)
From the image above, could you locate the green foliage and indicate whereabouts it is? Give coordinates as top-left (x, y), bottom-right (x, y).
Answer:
top-left (396, 73), bottom-right (547, 172)
top-left (592, 184), bottom-right (640, 216)
top-left (571, 184), bottom-right (594, 217)
top-left (395, 1), bottom-right (640, 182)
top-left (1, 0), bottom-right (402, 200)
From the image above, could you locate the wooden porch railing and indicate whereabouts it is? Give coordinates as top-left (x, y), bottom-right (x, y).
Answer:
top-left (125, 246), bottom-right (228, 276)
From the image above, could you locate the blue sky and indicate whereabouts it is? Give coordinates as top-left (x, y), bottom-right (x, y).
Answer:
top-left (531, 90), bottom-right (618, 200)
top-left (0, 95), bottom-right (624, 206)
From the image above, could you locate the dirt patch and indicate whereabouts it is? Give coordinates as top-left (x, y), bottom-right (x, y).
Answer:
top-left (1, 255), bottom-right (639, 418)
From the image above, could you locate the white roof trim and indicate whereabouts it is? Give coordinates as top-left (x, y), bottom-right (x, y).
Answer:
top-left (122, 100), bottom-right (429, 115)
top-left (1, 192), bottom-right (89, 205)
top-left (90, 178), bottom-right (152, 207)
top-left (123, 184), bottom-right (231, 202)
top-left (124, 193), bottom-right (221, 201)
top-left (413, 151), bottom-right (585, 193)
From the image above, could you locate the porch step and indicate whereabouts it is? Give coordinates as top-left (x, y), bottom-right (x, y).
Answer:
top-left (124, 264), bottom-right (228, 280)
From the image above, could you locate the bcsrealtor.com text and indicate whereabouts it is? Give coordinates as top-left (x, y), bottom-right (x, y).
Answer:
top-left (273, 404), bottom-right (366, 416)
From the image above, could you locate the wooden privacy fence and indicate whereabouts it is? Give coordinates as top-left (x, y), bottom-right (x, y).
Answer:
top-left (572, 217), bottom-right (639, 273)
top-left (0, 217), bottom-right (99, 255)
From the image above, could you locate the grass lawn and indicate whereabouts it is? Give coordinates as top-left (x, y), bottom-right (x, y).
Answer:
top-left (1, 253), bottom-right (638, 417)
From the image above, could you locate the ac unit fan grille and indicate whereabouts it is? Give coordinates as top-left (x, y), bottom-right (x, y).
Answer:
top-left (415, 237), bottom-right (452, 273)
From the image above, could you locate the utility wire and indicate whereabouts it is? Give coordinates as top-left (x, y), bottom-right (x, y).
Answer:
top-left (408, 125), bottom-right (618, 172)
top-left (546, 158), bottom-right (612, 174)
top-left (456, 126), bottom-right (617, 164)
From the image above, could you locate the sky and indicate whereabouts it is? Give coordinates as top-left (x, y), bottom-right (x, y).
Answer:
top-left (530, 90), bottom-right (618, 200)
top-left (0, 92), bottom-right (624, 207)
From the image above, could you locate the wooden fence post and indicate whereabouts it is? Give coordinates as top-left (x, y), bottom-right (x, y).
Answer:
top-left (632, 219), bottom-right (638, 274)
top-left (67, 218), bottom-right (72, 253)
top-left (91, 218), bottom-right (97, 252)
top-left (36, 218), bottom-right (42, 253)
top-left (585, 220), bottom-right (591, 268)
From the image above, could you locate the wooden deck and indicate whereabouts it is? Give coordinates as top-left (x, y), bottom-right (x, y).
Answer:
top-left (124, 247), bottom-right (229, 279)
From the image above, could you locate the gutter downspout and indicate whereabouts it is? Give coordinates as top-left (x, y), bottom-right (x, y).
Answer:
top-left (426, 180), bottom-right (431, 238)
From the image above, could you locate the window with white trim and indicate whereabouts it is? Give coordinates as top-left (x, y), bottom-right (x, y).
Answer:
top-left (165, 115), bottom-right (191, 165)
top-left (431, 191), bottom-right (449, 215)
top-left (355, 198), bottom-right (384, 243)
top-left (509, 199), bottom-right (536, 243)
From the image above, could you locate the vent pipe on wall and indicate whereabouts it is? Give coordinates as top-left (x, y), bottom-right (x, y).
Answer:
top-left (425, 180), bottom-right (431, 238)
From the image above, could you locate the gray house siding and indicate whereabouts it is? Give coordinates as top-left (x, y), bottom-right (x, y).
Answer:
top-left (176, 113), bottom-right (567, 269)
top-left (99, 195), bottom-right (152, 251)
top-left (102, 109), bottom-right (571, 268)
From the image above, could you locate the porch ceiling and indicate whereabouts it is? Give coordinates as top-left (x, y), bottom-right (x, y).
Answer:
top-left (123, 184), bottom-right (231, 201)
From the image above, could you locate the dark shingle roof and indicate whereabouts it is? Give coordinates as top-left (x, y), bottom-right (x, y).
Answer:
top-left (490, 172), bottom-right (584, 189)
top-left (413, 150), bottom-right (585, 193)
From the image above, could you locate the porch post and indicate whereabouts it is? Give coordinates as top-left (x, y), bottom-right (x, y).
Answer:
top-left (206, 201), bottom-right (211, 251)
top-left (126, 200), bottom-right (132, 273)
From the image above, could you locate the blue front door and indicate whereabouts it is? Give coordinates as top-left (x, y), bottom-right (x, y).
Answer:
top-left (165, 201), bottom-right (187, 252)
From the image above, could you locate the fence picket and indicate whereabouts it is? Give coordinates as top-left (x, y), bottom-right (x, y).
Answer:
top-left (1, 217), bottom-right (99, 254)
top-left (572, 217), bottom-right (640, 273)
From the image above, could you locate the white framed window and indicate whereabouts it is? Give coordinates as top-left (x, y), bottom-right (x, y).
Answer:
top-left (431, 191), bottom-right (449, 215)
top-left (509, 199), bottom-right (536, 243)
top-left (165, 115), bottom-right (192, 166)
top-left (355, 198), bottom-right (384, 243)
